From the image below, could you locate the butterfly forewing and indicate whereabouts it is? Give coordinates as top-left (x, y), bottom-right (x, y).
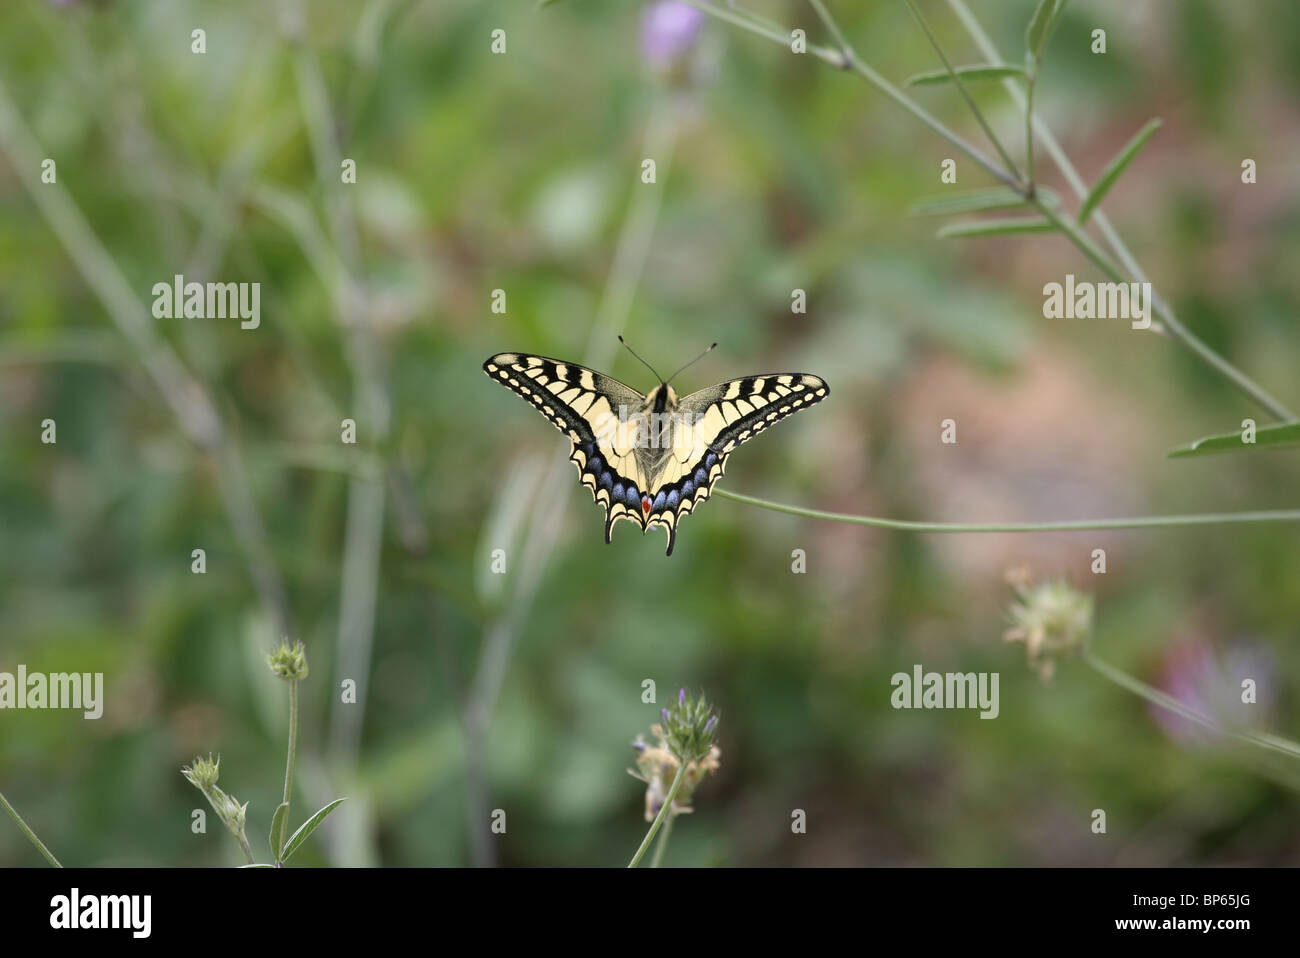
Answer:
top-left (484, 353), bottom-right (829, 555)
top-left (483, 352), bottom-right (655, 537)
top-left (676, 373), bottom-right (831, 459)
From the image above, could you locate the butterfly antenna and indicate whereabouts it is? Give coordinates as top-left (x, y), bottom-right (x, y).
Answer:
top-left (665, 342), bottom-right (717, 385)
top-left (618, 336), bottom-right (664, 384)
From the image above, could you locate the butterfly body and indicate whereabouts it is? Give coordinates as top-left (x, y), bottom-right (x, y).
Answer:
top-left (484, 351), bottom-right (828, 555)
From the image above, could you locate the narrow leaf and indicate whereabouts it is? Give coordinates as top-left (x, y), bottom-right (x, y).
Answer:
top-left (1026, 0), bottom-right (1060, 60)
top-left (1168, 422), bottom-right (1300, 458)
top-left (239, 863), bottom-right (275, 868)
top-left (281, 798), bottom-right (347, 863)
top-left (1078, 118), bottom-right (1162, 224)
top-left (269, 801), bottom-right (289, 861)
top-left (937, 216), bottom-right (1056, 239)
top-left (910, 187), bottom-right (1031, 217)
top-left (907, 64), bottom-right (1026, 86)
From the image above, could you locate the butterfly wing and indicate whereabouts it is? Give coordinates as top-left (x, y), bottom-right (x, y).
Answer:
top-left (643, 373), bottom-right (830, 555)
top-left (483, 352), bottom-right (655, 543)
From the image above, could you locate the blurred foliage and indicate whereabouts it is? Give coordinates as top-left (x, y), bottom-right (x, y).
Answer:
top-left (1, 0), bottom-right (1299, 867)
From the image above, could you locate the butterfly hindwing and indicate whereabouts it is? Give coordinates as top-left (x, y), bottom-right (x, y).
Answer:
top-left (639, 446), bottom-right (728, 557)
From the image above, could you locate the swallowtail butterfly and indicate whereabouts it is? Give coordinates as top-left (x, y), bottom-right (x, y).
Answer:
top-left (483, 340), bottom-right (829, 555)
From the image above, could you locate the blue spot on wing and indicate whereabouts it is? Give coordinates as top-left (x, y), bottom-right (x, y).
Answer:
top-left (652, 490), bottom-right (666, 511)
top-left (626, 485), bottom-right (640, 507)
top-left (705, 452), bottom-right (717, 469)
top-left (613, 482), bottom-right (625, 500)
top-left (666, 489), bottom-right (680, 509)
top-left (681, 479), bottom-right (694, 497)
top-left (599, 472), bottom-right (612, 490)
top-left (693, 467), bottom-right (706, 484)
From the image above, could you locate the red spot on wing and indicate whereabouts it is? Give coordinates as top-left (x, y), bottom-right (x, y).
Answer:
top-left (642, 496), bottom-right (652, 515)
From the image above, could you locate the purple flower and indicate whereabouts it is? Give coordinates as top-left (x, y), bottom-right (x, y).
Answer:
top-left (661, 707), bottom-right (669, 725)
top-left (679, 687), bottom-right (687, 706)
top-left (639, 1), bottom-right (704, 70)
top-left (1150, 639), bottom-right (1274, 745)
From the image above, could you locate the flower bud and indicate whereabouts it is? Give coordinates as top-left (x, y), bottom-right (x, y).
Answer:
top-left (1003, 574), bottom-right (1093, 681)
top-left (181, 753), bottom-right (253, 855)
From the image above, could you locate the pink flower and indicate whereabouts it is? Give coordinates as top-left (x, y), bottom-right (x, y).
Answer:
top-left (1150, 638), bottom-right (1274, 746)
top-left (639, 1), bottom-right (705, 70)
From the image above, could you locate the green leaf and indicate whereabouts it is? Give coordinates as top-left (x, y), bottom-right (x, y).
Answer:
top-left (1168, 421), bottom-right (1300, 458)
top-left (1026, 0), bottom-right (1061, 60)
top-left (907, 64), bottom-right (1027, 86)
top-left (911, 188), bottom-right (1026, 216)
top-left (280, 798), bottom-right (347, 863)
top-left (239, 863), bottom-right (275, 868)
top-left (937, 216), bottom-right (1056, 239)
top-left (910, 186), bottom-right (1059, 217)
top-left (1078, 118), bottom-right (1162, 224)
top-left (269, 801), bottom-right (289, 861)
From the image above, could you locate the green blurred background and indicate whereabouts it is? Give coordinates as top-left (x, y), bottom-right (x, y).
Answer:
top-left (1, 0), bottom-right (1298, 866)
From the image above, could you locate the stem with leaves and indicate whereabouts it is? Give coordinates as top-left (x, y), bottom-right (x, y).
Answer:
top-left (680, 0), bottom-right (1293, 423)
top-left (943, 0), bottom-right (1293, 422)
top-left (903, 0), bottom-right (1024, 186)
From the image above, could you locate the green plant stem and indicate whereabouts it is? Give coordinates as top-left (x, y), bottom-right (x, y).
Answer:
top-left (1034, 197), bottom-right (1125, 278)
top-left (281, 681), bottom-right (299, 828)
top-left (1082, 648), bottom-right (1300, 762)
top-left (902, 0), bottom-right (1024, 185)
top-left (1033, 181), bottom-right (1296, 425)
top-left (0, 789), bottom-right (62, 867)
top-left (1024, 73), bottom-right (1035, 188)
top-left (944, 0), bottom-right (1294, 423)
top-left (649, 811), bottom-right (676, 868)
top-left (806, 0), bottom-right (852, 55)
top-left (714, 487), bottom-right (1300, 532)
top-left (628, 762), bottom-right (689, 868)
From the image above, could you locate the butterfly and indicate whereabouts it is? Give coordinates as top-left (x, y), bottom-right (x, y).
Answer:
top-left (483, 339), bottom-right (829, 555)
